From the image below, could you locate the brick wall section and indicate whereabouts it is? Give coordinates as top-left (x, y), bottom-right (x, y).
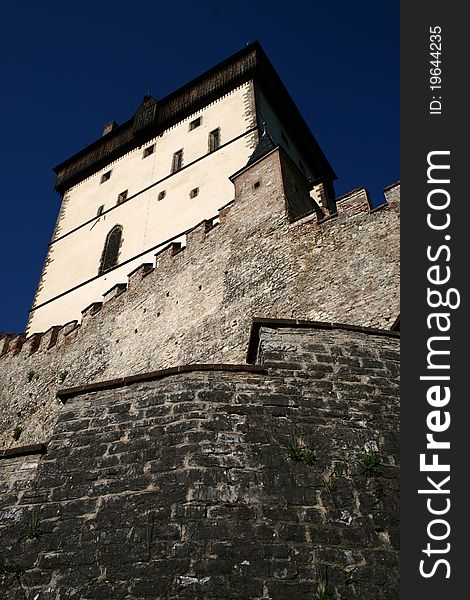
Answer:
top-left (0, 450), bottom-right (44, 509)
top-left (0, 149), bottom-right (399, 449)
top-left (0, 326), bottom-right (399, 599)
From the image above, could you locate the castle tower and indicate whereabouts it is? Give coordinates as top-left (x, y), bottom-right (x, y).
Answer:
top-left (27, 42), bottom-right (336, 335)
top-left (0, 43), bottom-right (400, 599)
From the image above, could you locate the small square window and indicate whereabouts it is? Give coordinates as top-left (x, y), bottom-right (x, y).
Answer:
top-left (208, 128), bottom-right (220, 153)
top-left (189, 117), bottom-right (201, 130)
top-left (158, 190), bottom-right (166, 201)
top-left (190, 187), bottom-right (199, 198)
top-left (143, 144), bottom-right (155, 158)
top-left (96, 205), bottom-right (104, 216)
top-left (171, 150), bottom-right (183, 173)
top-left (117, 190), bottom-right (128, 205)
top-left (253, 180), bottom-right (261, 190)
top-left (100, 170), bottom-right (112, 184)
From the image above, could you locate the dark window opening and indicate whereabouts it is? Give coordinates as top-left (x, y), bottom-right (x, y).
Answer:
top-left (190, 187), bottom-right (199, 198)
top-left (96, 205), bottom-right (104, 217)
top-left (253, 180), bottom-right (261, 190)
top-left (189, 117), bottom-right (201, 130)
top-left (100, 170), bottom-right (112, 184)
top-left (117, 190), bottom-right (128, 205)
top-left (99, 225), bottom-right (122, 275)
top-left (143, 144), bottom-right (155, 158)
top-left (208, 128), bottom-right (220, 153)
top-left (171, 150), bottom-right (183, 173)
top-left (158, 190), bottom-right (166, 200)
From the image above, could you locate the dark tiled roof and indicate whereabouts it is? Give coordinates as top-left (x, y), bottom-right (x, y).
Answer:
top-left (246, 130), bottom-right (276, 167)
top-left (53, 42), bottom-right (336, 194)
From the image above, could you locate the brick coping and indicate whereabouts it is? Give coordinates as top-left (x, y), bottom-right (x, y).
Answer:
top-left (246, 317), bottom-right (400, 364)
top-left (57, 364), bottom-right (267, 402)
top-left (56, 318), bottom-right (399, 400)
top-left (0, 443), bottom-right (48, 461)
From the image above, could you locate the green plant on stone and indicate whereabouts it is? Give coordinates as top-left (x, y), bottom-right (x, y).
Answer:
top-left (23, 511), bottom-right (42, 540)
top-left (58, 370), bottom-right (69, 384)
top-left (301, 448), bottom-right (317, 464)
top-left (285, 445), bottom-right (316, 464)
top-left (286, 445), bottom-right (304, 461)
top-left (358, 452), bottom-right (379, 475)
top-left (333, 463), bottom-right (345, 478)
top-left (12, 426), bottom-right (23, 441)
top-left (314, 581), bottom-right (333, 600)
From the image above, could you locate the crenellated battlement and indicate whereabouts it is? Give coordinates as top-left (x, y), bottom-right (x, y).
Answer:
top-left (0, 43), bottom-right (400, 600)
top-left (1, 177), bottom-right (398, 363)
top-left (0, 146), bottom-right (399, 451)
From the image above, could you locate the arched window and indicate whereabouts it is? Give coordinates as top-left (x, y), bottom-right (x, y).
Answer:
top-left (99, 225), bottom-right (122, 275)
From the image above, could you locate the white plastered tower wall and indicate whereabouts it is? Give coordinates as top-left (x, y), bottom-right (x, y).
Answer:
top-left (27, 83), bottom-right (258, 334)
top-left (27, 42), bottom-right (337, 336)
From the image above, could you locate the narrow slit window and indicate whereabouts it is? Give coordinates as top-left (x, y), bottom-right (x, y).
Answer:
top-left (208, 128), bottom-right (220, 153)
top-left (190, 187), bottom-right (199, 198)
top-left (189, 117), bottom-right (201, 130)
top-left (143, 144), bottom-right (155, 158)
top-left (158, 190), bottom-right (166, 201)
top-left (171, 150), bottom-right (183, 173)
top-left (99, 225), bottom-right (122, 275)
top-left (96, 205), bottom-right (104, 217)
top-left (100, 170), bottom-right (112, 184)
top-left (117, 190), bottom-right (128, 205)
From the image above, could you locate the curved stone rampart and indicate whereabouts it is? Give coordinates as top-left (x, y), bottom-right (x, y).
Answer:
top-left (0, 156), bottom-right (399, 450)
top-left (0, 324), bottom-right (399, 599)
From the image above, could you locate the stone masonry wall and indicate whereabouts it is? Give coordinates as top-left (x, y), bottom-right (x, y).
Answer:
top-left (0, 149), bottom-right (400, 450)
top-left (0, 448), bottom-right (45, 513)
top-left (0, 325), bottom-right (399, 599)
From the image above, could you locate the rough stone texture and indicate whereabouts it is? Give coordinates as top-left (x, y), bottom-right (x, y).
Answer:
top-left (0, 149), bottom-right (399, 450)
top-left (0, 451), bottom-right (43, 508)
top-left (0, 325), bottom-right (399, 599)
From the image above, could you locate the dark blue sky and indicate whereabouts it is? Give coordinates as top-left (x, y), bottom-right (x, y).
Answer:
top-left (0, 1), bottom-right (399, 334)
